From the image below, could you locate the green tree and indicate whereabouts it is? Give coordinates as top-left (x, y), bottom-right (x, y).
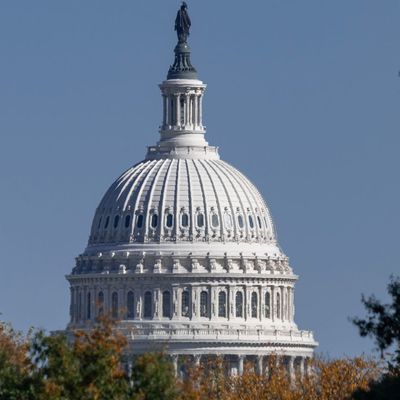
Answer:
top-left (0, 321), bottom-right (39, 400)
top-left (130, 352), bottom-right (178, 400)
top-left (352, 275), bottom-right (400, 370)
top-left (31, 316), bottom-right (130, 400)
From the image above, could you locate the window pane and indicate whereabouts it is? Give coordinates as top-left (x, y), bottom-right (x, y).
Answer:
top-left (197, 213), bottom-right (204, 228)
top-left (97, 217), bottom-right (102, 230)
top-left (113, 215), bottom-right (120, 229)
top-left (181, 213), bottom-right (189, 227)
top-left (166, 213), bottom-right (173, 228)
top-left (251, 292), bottom-right (258, 318)
top-left (235, 292), bottom-right (243, 318)
top-left (211, 213), bottom-right (219, 228)
top-left (248, 215), bottom-right (254, 229)
top-left (137, 214), bottom-right (144, 229)
top-left (238, 215), bottom-right (244, 228)
top-left (218, 291), bottom-right (227, 317)
top-left (265, 292), bottom-right (271, 319)
top-left (181, 291), bottom-right (190, 317)
top-left (276, 292), bottom-right (281, 319)
top-left (162, 291), bottom-right (171, 318)
top-left (111, 292), bottom-right (118, 319)
top-left (200, 291), bottom-right (208, 317)
top-left (257, 216), bottom-right (262, 229)
top-left (87, 292), bottom-right (91, 320)
top-left (144, 291), bottom-right (152, 319)
top-left (151, 214), bottom-right (158, 228)
top-left (127, 291), bottom-right (135, 319)
top-left (104, 216), bottom-right (110, 229)
top-left (125, 215), bottom-right (131, 228)
top-left (98, 291), bottom-right (104, 316)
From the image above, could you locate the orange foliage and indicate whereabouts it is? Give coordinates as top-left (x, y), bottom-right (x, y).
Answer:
top-left (179, 355), bottom-right (381, 400)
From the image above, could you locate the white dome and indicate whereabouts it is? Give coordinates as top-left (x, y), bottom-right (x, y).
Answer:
top-left (88, 158), bottom-right (276, 247)
top-left (67, 17), bottom-right (317, 369)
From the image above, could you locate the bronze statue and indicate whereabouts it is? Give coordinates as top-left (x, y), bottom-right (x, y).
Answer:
top-left (175, 2), bottom-right (191, 43)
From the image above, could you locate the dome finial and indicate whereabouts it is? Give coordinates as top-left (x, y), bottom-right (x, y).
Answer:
top-left (167, 2), bottom-right (198, 80)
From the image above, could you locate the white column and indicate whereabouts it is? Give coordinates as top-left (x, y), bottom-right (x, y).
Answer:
top-left (176, 94), bottom-right (181, 128)
top-left (299, 357), bottom-right (305, 378)
top-left (271, 286), bottom-right (275, 322)
top-left (257, 356), bottom-right (263, 376)
top-left (162, 94), bottom-right (167, 126)
top-left (194, 354), bottom-right (201, 366)
top-left (238, 355), bottom-right (244, 376)
top-left (173, 287), bottom-right (180, 317)
top-left (185, 94), bottom-right (190, 126)
top-left (288, 356), bottom-right (295, 384)
top-left (198, 94), bottom-right (203, 128)
top-left (171, 354), bottom-right (178, 377)
top-left (193, 94), bottom-right (198, 129)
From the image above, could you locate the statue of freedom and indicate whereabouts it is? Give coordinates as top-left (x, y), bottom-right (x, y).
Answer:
top-left (175, 2), bottom-right (191, 43)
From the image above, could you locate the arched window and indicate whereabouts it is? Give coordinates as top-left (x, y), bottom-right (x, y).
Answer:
top-left (127, 291), bottom-right (135, 319)
top-left (276, 292), bottom-right (281, 319)
top-left (218, 291), bottom-right (227, 317)
top-left (235, 291), bottom-right (243, 318)
top-left (196, 213), bottom-right (204, 228)
top-left (111, 292), bottom-right (118, 319)
top-left (181, 213), bottom-right (189, 228)
top-left (181, 290), bottom-right (190, 317)
top-left (136, 214), bottom-right (144, 229)
top-left (237, 215), bottom-right (244, 229)
top-left (87, 292), bottom-right (91, 320)
top-left (125, 215), bottom-right (131, 228)
top-left (151, 214), bottom-right (158, 229)
top-left (265, 292), bottom-right (271, 319)
top-left (257, 216), bottom-right (262, 229)
top-left (104, 216), bottom-right (110, 229)
top-left (98, 291), bottom-right (104, 316)
top-left (224, 213), bottom-right (233, 229)
top-left (162, 291), bottom-right (171, 318)
top-left (166, 213), bottom-right (173, 228)
top-left (113, 215), bottom-right (120, 229)
top-left (200, 291), bottom-right (209, 317)
top-left (144, 291), bottom-right (152, 319)
top-left (251, 292), bottom-right (258, 318)
top-left (97, 217), bottom-right (102, 230)
top-left (248, 215), bottom-right (255, 229)
top-left (211, 213), bottom-right (219, 228)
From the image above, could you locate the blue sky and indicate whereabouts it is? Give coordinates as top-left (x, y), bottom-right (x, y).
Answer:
top-left (0, 1), bottom-right (399, 358)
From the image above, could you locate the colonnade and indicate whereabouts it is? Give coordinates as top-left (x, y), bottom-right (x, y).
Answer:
top-left (167, 354), bottom-right (312, 379)
top-left (162, 91), bottom-right (204, 130)
top-left (69, 283), bottom-right (295, 325)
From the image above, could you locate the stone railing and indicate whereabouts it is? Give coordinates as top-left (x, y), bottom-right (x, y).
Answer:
top-left (120, 326), bottom-right (316, 345)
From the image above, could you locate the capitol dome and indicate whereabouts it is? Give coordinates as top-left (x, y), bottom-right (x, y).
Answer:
top-left (89, 158), bottom-right (276, 247)
top-left (67, 5), bottom-right (316, 377)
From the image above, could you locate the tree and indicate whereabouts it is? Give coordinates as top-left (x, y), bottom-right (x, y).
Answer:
top-left (352, 275), bottom-right (400, 371)
top-left (130, 352), bottom-right (178, 400)
top-left (30, 316), bottom-right (130, 400)
top-left (0, 321), bottom-right (38, 400)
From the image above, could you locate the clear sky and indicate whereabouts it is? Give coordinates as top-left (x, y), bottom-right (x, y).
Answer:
top-left (0, 1), bottom-right (399, 358)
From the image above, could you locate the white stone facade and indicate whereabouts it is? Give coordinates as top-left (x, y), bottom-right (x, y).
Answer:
top-left (66, 30), bottom-right (317, 375)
